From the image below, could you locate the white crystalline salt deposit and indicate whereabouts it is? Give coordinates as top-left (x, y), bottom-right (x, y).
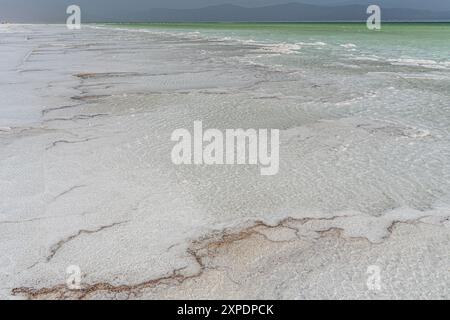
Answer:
top-left (0, 24), bottom-right (449, 300)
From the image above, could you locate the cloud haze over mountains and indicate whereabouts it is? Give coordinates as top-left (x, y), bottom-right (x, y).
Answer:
top-left (1, 0), bottom-right (450, 22)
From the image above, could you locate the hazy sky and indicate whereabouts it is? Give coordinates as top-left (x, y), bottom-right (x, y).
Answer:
top-left (2, 0), bottom-right (450, 10)
top-left (1, 0), bottom-right (449, 22)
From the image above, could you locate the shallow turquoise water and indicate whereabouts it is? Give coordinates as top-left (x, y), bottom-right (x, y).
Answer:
top-left (108, 23), bottom-right (450, 63)
top-left (98, 22), bottom-right (450, 213)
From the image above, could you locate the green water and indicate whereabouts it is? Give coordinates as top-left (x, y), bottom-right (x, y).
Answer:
top-left (107, 23), bottom-right (450, 63)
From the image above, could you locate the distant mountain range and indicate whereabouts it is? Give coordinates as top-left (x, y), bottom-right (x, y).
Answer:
top-left (1, 1), bottom-right (450, 23)
top-left (336, 0), bottom-right (450, 12)
top-left (114, 3), bottom-right (450, 22)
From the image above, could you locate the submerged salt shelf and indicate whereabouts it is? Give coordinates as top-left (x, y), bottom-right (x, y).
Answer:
top-left (0, 24), bottom-right (449, 300)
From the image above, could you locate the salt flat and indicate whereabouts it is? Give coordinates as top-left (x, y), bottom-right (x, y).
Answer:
top-left (0, 24), bottom-right (449, 300)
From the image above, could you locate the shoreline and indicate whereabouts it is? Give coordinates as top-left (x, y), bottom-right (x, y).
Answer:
top-left (0, 24), bottom-right (449, 300)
